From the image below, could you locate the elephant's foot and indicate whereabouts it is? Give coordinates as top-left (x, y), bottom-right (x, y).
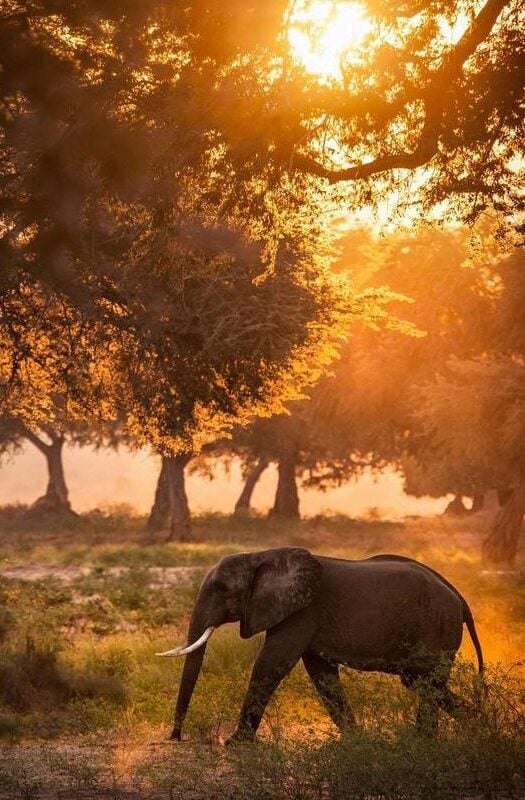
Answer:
top-left (169, 727), bottom-right (182, 741)
top-left (225, 727), bottom-right (256, 747)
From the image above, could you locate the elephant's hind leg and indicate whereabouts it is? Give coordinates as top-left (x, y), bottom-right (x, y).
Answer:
top-left (303, 652), bottom-right (356, 731)
top-left (435, 682), bottom-right (473, 719)
top-left (403, 662), bottom-right (468, 736)
top-left (402, 671), bottom-right (441, 736)
top-left (415, 688), bottom-right (440, 736)
top-left (415, 678), bottom-right (472, 735)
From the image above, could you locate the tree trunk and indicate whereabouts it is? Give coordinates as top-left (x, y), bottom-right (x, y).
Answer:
top-left (32, 437), bottom-right (72, 513)
top-left (271, 449), bottom-right (299, 519)
top-left (483, 478), bottom-right (525, 565)
top-left (443, 495), bottom-right (469, 516)
top-left (147, 458), bottom-right (170, 531)
top-left (165, 453), bottom-right (193, 542)
top-left (234, 456), bottom-right (269, 516)
top-left (470, 493), bottom-right (485, 514)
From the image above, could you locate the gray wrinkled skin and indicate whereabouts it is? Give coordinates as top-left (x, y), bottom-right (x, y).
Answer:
top-left (169, 548), bottom-right (483, 744)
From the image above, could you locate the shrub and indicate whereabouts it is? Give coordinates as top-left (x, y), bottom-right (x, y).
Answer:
top-left (0, 638), bottom-right (127, 734)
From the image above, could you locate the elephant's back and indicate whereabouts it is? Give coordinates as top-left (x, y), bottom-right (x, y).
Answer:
top-left (311, 557), bottom-right (463, 667)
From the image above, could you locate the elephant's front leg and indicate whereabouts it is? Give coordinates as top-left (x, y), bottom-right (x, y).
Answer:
top-left (227, 624), bottom-right (311, 745)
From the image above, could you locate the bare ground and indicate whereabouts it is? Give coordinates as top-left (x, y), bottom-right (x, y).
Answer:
top-left (0, 565), bottom-right (204, 586)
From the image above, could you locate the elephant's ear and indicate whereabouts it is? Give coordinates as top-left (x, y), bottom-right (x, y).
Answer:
top-left (241, 548), bottom-right (321, 638)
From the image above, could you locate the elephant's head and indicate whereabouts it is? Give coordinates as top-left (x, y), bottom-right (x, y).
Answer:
top-left (158, 547), bottom-right (321, 740)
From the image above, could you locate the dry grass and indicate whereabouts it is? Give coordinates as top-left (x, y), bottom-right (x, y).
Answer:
top-left (0, 509), bottom-right (523, 798)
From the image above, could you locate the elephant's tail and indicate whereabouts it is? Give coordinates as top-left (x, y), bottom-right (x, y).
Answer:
top-left (462, 600), bottom-right (484, 673)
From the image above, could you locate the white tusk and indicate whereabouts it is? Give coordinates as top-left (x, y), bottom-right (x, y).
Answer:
top-left (155, 626), bottom-right (215, 657)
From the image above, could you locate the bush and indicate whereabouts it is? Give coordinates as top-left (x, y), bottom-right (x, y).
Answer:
top-left (137, 721), bottom-right (525, 800)
top-left (0, 638), bottom-right (126, 730)
top-left (137, 657), bottom-right (525, 800)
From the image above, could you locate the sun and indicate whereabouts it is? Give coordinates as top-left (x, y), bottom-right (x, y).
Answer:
top-left (287, 0), bottom-right (372, 81)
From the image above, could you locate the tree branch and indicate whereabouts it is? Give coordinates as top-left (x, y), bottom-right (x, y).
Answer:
top-left (291, 0), bottom-right (510, 183)
top-left (18, 422), bottom-right (51, 454)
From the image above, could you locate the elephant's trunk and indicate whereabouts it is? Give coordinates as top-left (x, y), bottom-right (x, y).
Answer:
top-left (170, 608), bottom-right (211, 740)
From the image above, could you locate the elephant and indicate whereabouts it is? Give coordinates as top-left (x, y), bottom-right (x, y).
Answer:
top-left (157, 547), bottom-right (483, 743)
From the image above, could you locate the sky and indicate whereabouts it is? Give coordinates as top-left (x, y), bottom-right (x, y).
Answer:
top-left (0, 445), bottom-right (449, 519)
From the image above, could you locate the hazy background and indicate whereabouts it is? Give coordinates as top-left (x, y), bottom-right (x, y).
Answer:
top-left (0, 446), bottom-right (448, 519)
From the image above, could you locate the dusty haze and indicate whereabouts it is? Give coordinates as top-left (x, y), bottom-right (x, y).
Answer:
top-left (0, 446), bottom-right (448, 519)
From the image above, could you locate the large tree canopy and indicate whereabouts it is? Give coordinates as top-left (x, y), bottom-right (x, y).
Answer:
top-left (1, 1), bottom-right (522, 449)
top-left (283, 0), bottom-right (524, 220)
top-left (159, 0), bottom-right (524, 223)
top-left (0, 1), bottom-right (363, 448)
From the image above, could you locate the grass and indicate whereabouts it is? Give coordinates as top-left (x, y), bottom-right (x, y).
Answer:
top-left (0, 506), bottom-right (409, 566)
top-left (0, 508), bottom-right (523, 797)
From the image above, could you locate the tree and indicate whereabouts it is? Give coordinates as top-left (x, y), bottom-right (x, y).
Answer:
top-left (411, 247), bottom-right (525, 564)
top-left (0, 415), bottom-right (129, 514)
top-left (164, 454), bottom-right (193, 542)
top-left (486, 482), bottom-right (525, 564)
top-left (268, 416), bottom-right (302, 518)
top-left (2, 2), bottom-right (521, 458)
top-left (148, 454), bottom-right (193, 541)
top-left (286, 0), bottom-right (523, 228)
top-left (222, 374), bottom-right (388, 519)
top-left (234, 456), bottom-right (270, 517)
top-left (1, 1), bottom-right (371, 454)
top-left (229, 222), bottom-right (523, 556)
top-left (290, 222), bottom-right (515, 517)
top-left (204, 223), bottom-right (517, 530)
top-left (18, 424), bottom-right (72, 514)
top-left (335, 222), bottom-right (525, 564)
top-left (205, 415), bottom-right (325, 519)
top-left (147, 460), bottom-right (170, 533)
top-left (156, 0), bottom-right (523, 226)
top-left (414, 357), bottom-right (525, 563)
top-left (283, 224), bottom-right (493, 524)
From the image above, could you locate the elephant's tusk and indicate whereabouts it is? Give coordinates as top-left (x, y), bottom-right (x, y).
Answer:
top-left (155, 626), bottom-right (215, 657)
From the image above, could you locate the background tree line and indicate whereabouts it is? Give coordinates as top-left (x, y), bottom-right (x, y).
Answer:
top-left (3, 219), bottom-right (525, 565)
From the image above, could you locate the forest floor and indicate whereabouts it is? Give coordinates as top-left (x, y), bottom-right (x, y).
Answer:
top-left (0, 508), bottom-right (523, 799)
